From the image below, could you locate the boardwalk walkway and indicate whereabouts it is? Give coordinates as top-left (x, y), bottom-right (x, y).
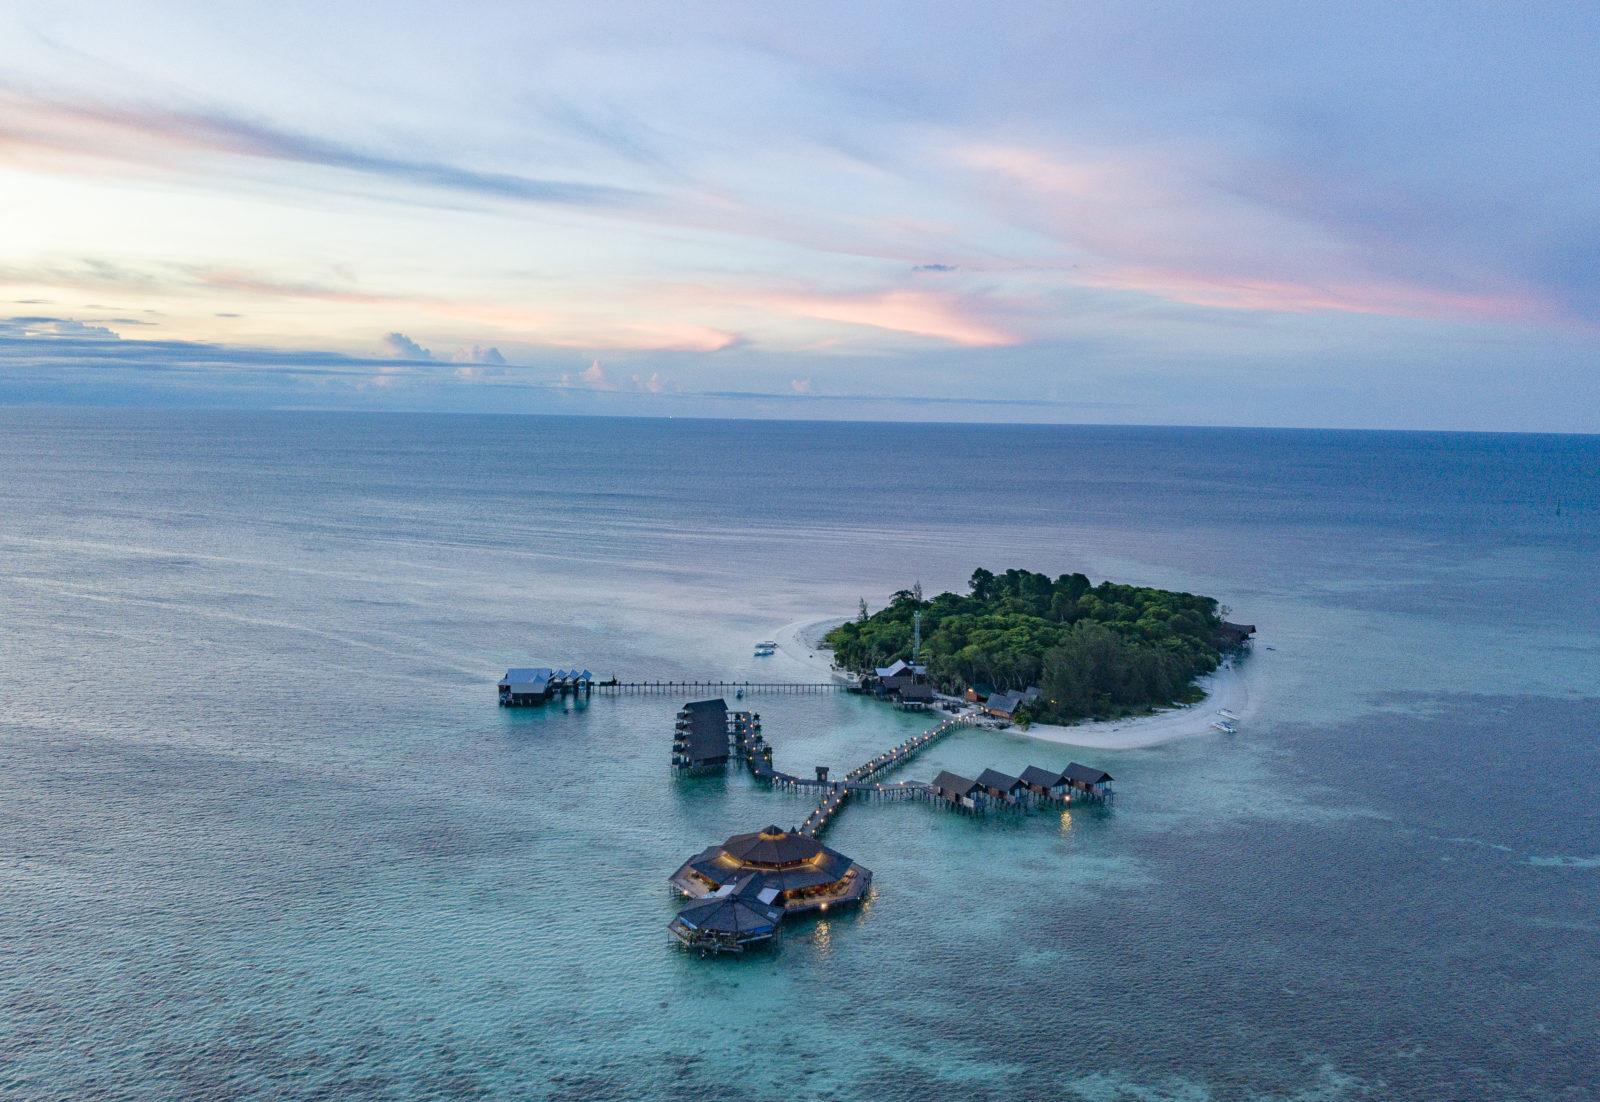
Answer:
top-left (749, 713), bottom-right (976, 837)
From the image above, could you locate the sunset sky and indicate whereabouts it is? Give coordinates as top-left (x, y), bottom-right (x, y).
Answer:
top-left (2, 1), bottom-right (1597, 428)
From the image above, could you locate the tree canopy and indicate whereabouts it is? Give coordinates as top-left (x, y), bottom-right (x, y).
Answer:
top-left (826, 567), bottom-right (1228, 723)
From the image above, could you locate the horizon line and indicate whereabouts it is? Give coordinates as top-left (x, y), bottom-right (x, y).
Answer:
top-left (2, 400), bottom-right (1595, 439)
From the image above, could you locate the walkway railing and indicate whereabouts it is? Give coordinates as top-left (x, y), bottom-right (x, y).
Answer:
top-left (792, 713), bottom-right (977, 837)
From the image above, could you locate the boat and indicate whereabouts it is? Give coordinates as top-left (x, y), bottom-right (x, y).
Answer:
top-left (1217, 708), bottom-right (1239, 721)
top-left (754, 640), bottom-right (777, 656)
top-left (1211, 719), bottom-right (1237, 734)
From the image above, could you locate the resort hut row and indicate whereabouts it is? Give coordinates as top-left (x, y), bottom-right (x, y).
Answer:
top-left (928, 762), bottom-right (1114, 811)
top-left (497, 667), bottom-right (594, 706)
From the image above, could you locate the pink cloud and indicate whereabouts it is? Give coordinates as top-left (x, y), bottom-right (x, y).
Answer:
top-left (954, 141), bottom-right (1557, 326)
top-left (1084, 267), bottom-right (1552, 325)
top-left (736, 288), bottom-right (1017, 347)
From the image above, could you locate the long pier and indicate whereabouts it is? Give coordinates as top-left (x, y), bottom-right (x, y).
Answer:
top-left (598, 680), bottom-right (839, 695)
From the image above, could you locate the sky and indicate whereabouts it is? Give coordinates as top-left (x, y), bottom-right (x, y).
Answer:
top-left (1, 1), bottom-right (1598, 430)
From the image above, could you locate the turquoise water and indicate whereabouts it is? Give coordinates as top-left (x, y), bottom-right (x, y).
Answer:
top-left (1, 411), bottom-right (1596, 1100)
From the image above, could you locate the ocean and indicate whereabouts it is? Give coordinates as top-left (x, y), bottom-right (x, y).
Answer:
top-left (1, 409), bottom-right (1596, 1101)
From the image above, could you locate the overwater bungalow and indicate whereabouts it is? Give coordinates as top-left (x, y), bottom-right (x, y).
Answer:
top-left (930, 770), bottom-right (980, 809)
top-left (668, 874), bottom-right (786, 954)
top-left (1061, 762), bottom-right (1114, 800)
top-left (673, 698), bottom-right (731, 772)
top-left (498, 667), bottom-right (553, 706)
top-left (1019, 764), bottom-right (1072, 801)
top-left (974, 768), bottom-right (1028, 804)
top-left (668, 824), bottom-right (871, 915)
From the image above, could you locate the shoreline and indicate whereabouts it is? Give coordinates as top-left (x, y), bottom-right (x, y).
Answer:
top-left (769, 614), bottom-right (1254, 751)
top-left (999, 660), bottom-right (1251, 751)
top-left (768, 617), bottom-right (850, 680)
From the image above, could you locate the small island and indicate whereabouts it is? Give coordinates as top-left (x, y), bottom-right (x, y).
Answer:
top-left (826, 568), bottom-right (1250, 725)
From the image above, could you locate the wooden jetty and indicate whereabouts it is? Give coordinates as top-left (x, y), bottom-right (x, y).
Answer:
top-left (791, 713), bottom-right (977, 837)
top-left (599, 680), bottom-right (838, 696)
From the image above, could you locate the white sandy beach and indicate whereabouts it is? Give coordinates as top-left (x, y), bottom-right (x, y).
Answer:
top-left (768, 615), bottom-right (1253, 751)
top-left (768, 617), bottom-right (850, 680)
top-left (1005, 661), bottom-right (1251, 750)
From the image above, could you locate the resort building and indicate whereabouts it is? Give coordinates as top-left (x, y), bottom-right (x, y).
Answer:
top-left (896, 681), bottom-right (935, 709)
top-left (872, 659), bottom-right (930, 699)
top-left (669, 825), bottom-right (872, 916)
top-left (673, 698), bottom-right (731, 771)
top-left (981, 686), bottom-right (1039, 721)
top-left (668, 874), bottom-right (786, 954)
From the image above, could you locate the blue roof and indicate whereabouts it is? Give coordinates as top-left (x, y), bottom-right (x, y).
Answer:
top-left (501, 667), bottom-right (553, 684)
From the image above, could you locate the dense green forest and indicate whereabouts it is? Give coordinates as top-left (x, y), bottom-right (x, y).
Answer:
top-left (825, 568), bottom-right (1228, 724)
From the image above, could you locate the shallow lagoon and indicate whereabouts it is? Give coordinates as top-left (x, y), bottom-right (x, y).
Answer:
top-left (1, 411), bottom-right (1596, 1100)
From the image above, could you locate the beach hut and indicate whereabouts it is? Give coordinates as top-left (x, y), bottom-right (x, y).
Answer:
top-left (981, 686), bottom-right (1042, 721)
top-left (982, 690), bottom-right (1024, 721)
